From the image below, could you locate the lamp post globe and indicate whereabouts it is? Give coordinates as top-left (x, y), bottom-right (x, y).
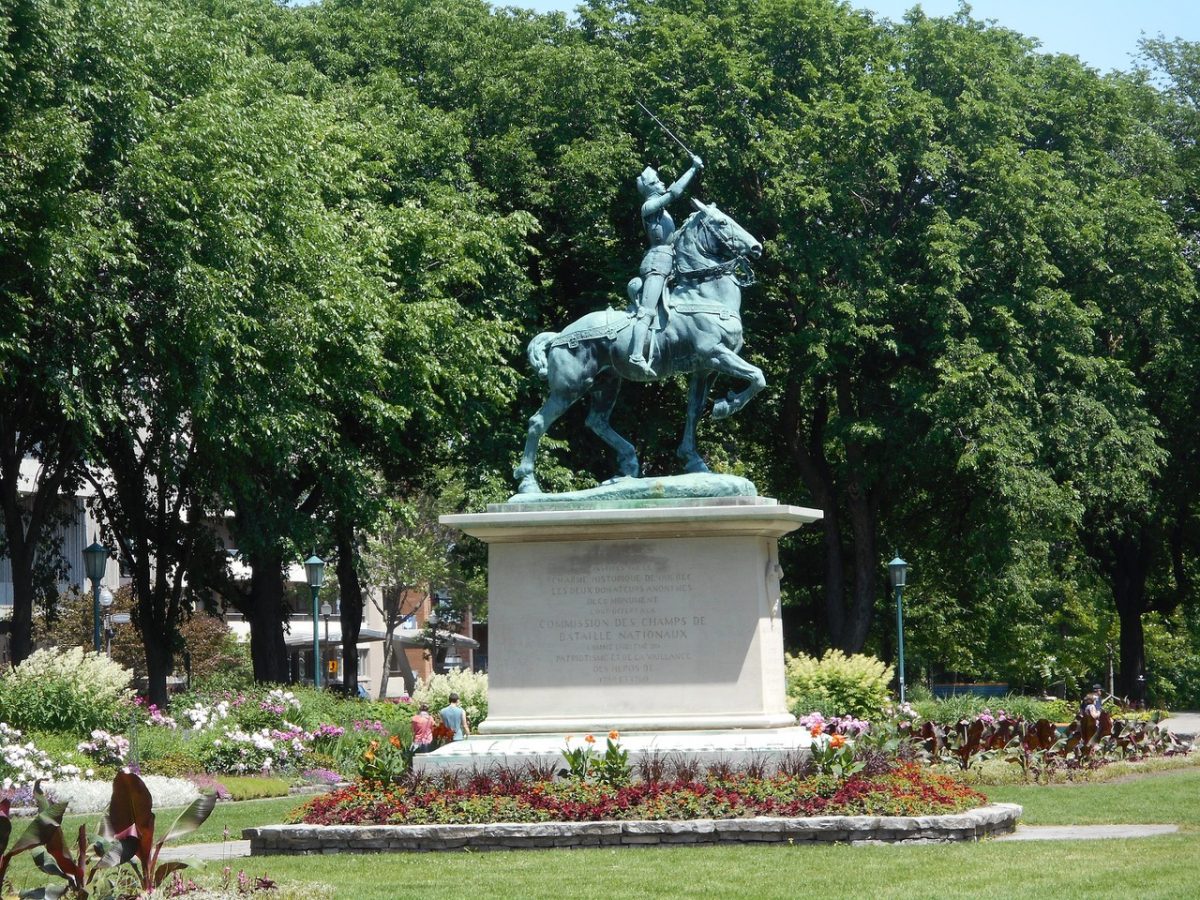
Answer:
top-left (888, 556), bottom-right (908, 704)
top-left (304, 555), bottom-right (325, 688)
top-left (83, 539), bottom-right (109, 653)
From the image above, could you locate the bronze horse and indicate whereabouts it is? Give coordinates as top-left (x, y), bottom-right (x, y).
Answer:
top-left (514, 200), bottom-right (765, 494)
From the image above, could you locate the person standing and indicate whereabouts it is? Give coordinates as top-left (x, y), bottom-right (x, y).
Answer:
top-left (411, 702), bottom-right (434, 752)
top-left (1090, 684), bottom-right (1105, 715)
top-left (439, 692), bottom-right (470, 741)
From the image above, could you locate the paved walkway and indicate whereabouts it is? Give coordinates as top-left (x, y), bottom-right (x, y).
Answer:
top-left (159, 840), bottom-right (251, 862)
top-left (165, 823), bottom-right (1183, 859)
top-left (994, 824), bottom-right (1179, 841)
top-left (1158, 711), bottom-right (1200, 739)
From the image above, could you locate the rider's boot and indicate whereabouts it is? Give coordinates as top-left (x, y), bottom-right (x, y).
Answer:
top-left (628, 314), bottom-right (655, 376)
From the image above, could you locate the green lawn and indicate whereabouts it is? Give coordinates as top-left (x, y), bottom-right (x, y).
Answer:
top-left (223, 837), bottom-right (1200, 899)
top-left (8, 772), bottom-right (1200, 899)
top-left (983, 767), bottom-right (1200, 827)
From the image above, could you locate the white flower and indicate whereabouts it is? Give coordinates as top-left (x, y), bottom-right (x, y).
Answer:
top-left (45, 776), bottom-right (199, 814)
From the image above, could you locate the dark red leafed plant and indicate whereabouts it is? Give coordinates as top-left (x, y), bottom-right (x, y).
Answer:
top-left (102, 771), bottom-right (218, 892)
top-left (0, 774), bottom-right (216, 898)
top-left (291, 765), bottom-right (986, 826)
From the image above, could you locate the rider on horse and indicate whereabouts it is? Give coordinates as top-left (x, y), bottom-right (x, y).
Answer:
top-left (629, 154), bottom-right (704, 375)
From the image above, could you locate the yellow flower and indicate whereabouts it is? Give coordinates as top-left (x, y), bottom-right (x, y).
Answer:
top-left (584, 734), bottom-right (596, 744)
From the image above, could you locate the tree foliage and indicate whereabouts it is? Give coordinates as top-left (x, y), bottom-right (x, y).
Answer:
top-left (3, 0), bottom-right (1199, 706)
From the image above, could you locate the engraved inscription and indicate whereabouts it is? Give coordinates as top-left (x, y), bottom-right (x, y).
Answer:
top-left (539, 559), bottom-right (702, 685)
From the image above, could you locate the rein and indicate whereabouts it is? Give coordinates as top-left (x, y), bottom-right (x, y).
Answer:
top-left (674, 255), bottom-right (756, 288)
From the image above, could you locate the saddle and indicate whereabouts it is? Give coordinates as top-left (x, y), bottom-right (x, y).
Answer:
top-left (548, 309), bottom-right (633, 350)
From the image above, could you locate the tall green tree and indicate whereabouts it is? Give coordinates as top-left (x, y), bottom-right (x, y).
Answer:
top-left (0, 0), bottom-right (146, 662)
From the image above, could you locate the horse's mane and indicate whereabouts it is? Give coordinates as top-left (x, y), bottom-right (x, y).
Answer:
top-left (670, 209), bottom-right (703, 245)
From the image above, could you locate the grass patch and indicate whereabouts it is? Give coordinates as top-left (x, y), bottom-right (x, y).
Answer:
top-left (219, 775), bottom-right (293, 801)
top-left (982, 766), bottom-right (1200, 827)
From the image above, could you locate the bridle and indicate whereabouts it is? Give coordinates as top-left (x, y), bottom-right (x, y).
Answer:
top-left (672, 211), bottom-right (757, 288)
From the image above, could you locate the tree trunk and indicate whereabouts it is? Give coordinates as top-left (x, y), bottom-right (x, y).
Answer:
top-left (781, 378), bottom-right (851, 647)
top-left (247, 551), bottom-right (290, 683)
top-left (143, 628), bottom-right (173, 709)
top-left (840, 474), bottom-right (879, 653)
top-left (1110, 531), bottom-right (1150, 703)
top-left (7, 557), bottom-right (35, 664)
top-left (378, 641), bottom-right (392, 699)
top-left (820, 503), bottom-right (847, 646)
top-left (336, 524), bottom-right (363, 696)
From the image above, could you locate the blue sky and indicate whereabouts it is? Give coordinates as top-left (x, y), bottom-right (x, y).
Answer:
top-left (511, 0), bottom-right (1200, 73)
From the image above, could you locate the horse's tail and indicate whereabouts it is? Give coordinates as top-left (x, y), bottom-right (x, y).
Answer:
top-left (527, 331), bottom-right (557, 379)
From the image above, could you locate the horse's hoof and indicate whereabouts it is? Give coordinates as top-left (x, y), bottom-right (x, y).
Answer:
top-left (712, 400), bottom-right (731, 420)
top-left (516, 477), bottom-right (542, 494)
top-left (682, 459), bottom-right (710, 474)
top-left (602, 474), bottom-right (637, 485)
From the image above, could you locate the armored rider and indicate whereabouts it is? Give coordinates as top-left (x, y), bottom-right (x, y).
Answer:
top-left (629, 154), bottom-right (704, 375)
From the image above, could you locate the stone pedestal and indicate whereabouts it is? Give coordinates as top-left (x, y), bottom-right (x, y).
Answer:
top-left (441, 498), bottom-right (821, 736)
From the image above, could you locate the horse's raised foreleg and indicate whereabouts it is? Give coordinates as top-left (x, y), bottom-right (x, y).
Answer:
top-left (708, 347), bottom-right (766, 420)
top-left (514, 389), bottom-right (577, 493)
top-left (586, 374), bottom-right (639, 480)
top-left (677, 371), bottom-right (715, 473)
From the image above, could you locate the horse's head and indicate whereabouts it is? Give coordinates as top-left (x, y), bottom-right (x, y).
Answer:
top-left (687, 199), bottom-right (762, 261)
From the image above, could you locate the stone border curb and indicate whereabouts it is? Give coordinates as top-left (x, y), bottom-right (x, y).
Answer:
top-left (244, 803), bottom-right (1021, 854)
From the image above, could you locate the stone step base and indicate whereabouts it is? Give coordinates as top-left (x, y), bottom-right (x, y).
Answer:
top-left (245, 804), bottom-right (1023, 854)
top-left (413, 727), bottom-right (814, 776)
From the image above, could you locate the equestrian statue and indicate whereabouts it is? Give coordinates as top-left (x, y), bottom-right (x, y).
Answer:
top-left (514, 119), bottom-right (766, 496)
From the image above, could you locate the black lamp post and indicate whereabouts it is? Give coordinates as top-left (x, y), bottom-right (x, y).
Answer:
top-left (888, 555), bottom-right (909, 704)
top-left (304, 554), bottom-right (325, 689)
top-left (320, 601), bottom-right (333, 684)
top-left (83, 538), bottom-right (109, 653)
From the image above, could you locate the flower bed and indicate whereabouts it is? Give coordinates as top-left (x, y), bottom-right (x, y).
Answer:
top-left (293, 764), bottom-right (984, 826)
top-left (42, 775), bottom-right (200, 814)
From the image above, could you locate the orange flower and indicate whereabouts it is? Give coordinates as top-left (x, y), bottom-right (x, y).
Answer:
top-left (608, 730), bottom-right (620, 741)
top-left (564, 734), bottom-right (574, 743)
top-left (584, 734), bottom-right (596, 744)
top-left (810, 723), bottom-right (824, 736)
top-left (830, 734), bottom-right (846, 749)
top-left (389, 735), bottom-right (402, 749)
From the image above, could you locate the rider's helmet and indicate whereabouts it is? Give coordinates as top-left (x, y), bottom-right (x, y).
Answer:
top-left (636, 166), bottom-right (663, 198)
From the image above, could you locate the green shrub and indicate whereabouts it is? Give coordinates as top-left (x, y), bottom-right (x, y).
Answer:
top-left (135, 722), bottom-right (194, 757)
top-left (413, 670), bottom-right (488, 727)
top-left (786, 691), bottom-right (843, 720)
top-left (360, 699), bottom-right (418, 731)
top-left (784, 650), bottom-right (893, 719)
top-left (0, 647), bottom-right (133, 733)
top-left (140, 751), bottom-right (207, 778)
